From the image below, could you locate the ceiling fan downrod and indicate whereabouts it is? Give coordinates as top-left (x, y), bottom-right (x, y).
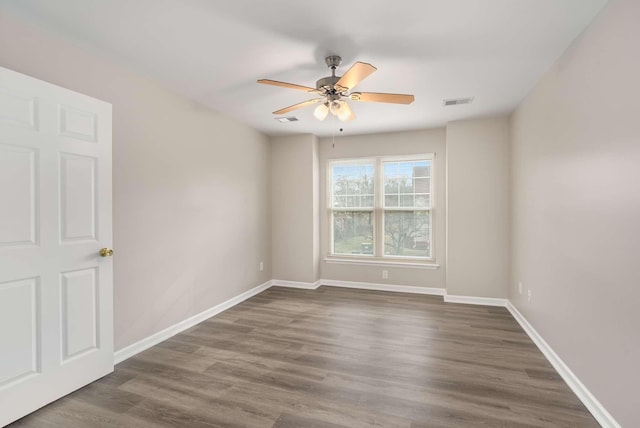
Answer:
top-left (317, 55), bottom-right (344, 95)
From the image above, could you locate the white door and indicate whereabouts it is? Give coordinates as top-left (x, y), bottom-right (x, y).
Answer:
top-left (0, 66), bottom-right (113, 426)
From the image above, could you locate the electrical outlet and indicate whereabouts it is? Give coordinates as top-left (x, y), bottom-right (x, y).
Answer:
top-left (259, 261), bottom-right (264, 272)
top-left (382, 270), bottom-right (389, 279)
top-left (518, 282), bottom-right (523, 295)
top-left (527, 289), bottom-right (532, 302)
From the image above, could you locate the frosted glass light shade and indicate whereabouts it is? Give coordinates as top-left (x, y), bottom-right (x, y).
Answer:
top-left (337, 101), bottom-right (354, 121)
top-left (329, 100), bottom-right (342, 115)
top-left (314, 103), bottom-right (329, 120)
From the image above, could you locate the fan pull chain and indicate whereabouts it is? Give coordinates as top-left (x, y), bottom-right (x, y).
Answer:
top-left (332, 127), bottom-right (343, 149)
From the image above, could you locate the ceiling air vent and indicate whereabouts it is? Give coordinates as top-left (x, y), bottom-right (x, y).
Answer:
top-left (275, 116), bottom-right (299, 123)
top-left (443, 97), bottom-right (474, 106)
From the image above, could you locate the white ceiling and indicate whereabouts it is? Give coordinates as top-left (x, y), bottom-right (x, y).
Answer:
top-left (1, 0), bottom-right (607, 137)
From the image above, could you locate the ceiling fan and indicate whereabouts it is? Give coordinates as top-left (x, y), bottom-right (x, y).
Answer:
top-left (257, 55), bottom-right (415, 122)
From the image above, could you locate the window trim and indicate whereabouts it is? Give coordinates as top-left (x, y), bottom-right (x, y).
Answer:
top-left (323, 257), bottom-right (440, 269)
top-left (326, 153), bottom-right (435, 264)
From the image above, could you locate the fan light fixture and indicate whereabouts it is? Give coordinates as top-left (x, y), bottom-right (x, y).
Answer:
top-left (337, 101), bottom-right (353, 121)
top-left (314, 99), bottom-right (353, 122)
top-left (257, 55), bottom-right (415, 122)
top-left (313, 103), bottom-right (329, 120)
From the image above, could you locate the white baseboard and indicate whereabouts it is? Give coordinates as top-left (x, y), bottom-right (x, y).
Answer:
top-left (113, 280), bottom-right (272, 364)
top-left (507, 301), bottom-right (620, 428)
top-left (271, 279), bottom-right (321, 289)
top-left (444, 293), bottom-right (508, 307)
top-left (321, 279), bottom-right (445, 296)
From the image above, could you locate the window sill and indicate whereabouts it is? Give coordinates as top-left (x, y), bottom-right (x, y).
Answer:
top-left (324, 257), bottom-right (440, 269)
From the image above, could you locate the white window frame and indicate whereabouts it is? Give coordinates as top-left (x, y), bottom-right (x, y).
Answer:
top-left (327, 153), bottom-right (435, 264)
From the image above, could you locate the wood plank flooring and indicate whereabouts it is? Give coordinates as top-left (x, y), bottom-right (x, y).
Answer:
top-left (9, 286), bottom-right (598, 427)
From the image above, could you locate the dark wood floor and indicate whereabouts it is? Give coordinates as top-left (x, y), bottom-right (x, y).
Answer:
top-left (10, 286), bottom-right (598, 427)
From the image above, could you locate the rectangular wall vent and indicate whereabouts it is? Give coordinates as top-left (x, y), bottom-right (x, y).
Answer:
top-left (443, 97), bottom-right (474, 106)
top-left (276, 116), bottom-right (299, 123)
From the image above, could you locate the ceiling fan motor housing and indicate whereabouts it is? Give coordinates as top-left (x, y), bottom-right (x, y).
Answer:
top-left (316, 76), bottom-right (341, 92)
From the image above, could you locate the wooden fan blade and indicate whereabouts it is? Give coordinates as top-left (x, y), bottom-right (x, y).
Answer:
top-left (335, 62), bottom-right (377, 91)
top-left (257, 79), bottom-right (316, 92)
top-left (350, 92), bottom-right (415, 104)
top-left (273, 98), bottom-right (323, 115)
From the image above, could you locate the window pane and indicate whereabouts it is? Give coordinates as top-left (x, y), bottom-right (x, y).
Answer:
top-left (385, 194), bottom-right (398, 207)
top-left (333, 211), bottom-right (374, 255)
top-left (383, 160), bottom-right (431, 209)
top-left (400, 194), bottom-right (414, 207)
top-left (414, 177), bottom-right (429, 193)
top-left (384, 211), bottom-right (430, 258)
top-left (412, 161), bottom-right (430, 177)
top-left (383, 162), bottom-right (398, 177)
top-left (399, 178), bottom-right (413, 193)
top-left (398, 162), bottom-right (413, 181)
top-left (331, 162), bottom-right (374, 208)
top-left (333, 195), bottom-right (347, 207)
top-left (415, 194), bottom-right (430, 208)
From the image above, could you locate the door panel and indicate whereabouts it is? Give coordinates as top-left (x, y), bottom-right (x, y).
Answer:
top-left (60, 268), bottom-right (99, 361)
top-left (60, 153), bottom-right (97, 242)
top-left (59, 104), bottom-right (97, 142)
top-left (0, 144), bottom-right (37, 246)
top-left (0, 88), bottom-right (38, 130)
top-left (0, 277), bottom-right (39, 386)
top-left (0, 66), bottom-right (113, 426)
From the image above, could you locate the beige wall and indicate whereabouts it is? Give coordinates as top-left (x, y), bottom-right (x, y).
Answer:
top-left (270, 134), bottom-right (319, 283)
top-left (318, 129), bottom-right (446, 288)
top-left (312, 137), bottom-right (321, 281)
top-left (0, 12), bottom-right (272, 351)
top-left (446, 117), bottom-right (510, 298)
top-left (510, 0), bottom-right (640, 425)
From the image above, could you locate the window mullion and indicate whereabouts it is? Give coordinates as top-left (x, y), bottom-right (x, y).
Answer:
top-left (375, 157), bottom-right (384, 258)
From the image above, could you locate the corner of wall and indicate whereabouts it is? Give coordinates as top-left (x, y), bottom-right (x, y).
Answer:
top-left (311, 135), bottom-right (321, 282)
top-left (445, 116), bottom-right (511, 299)
top-left (270, 133), bottom-right (318, 283)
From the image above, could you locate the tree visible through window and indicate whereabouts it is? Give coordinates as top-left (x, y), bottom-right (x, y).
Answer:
top-left (331, 161), bottom-right (375, 255)
top-left (329, 155), bottom-right (433, 260)
top-left (383, 160), bottom-right (430, 258)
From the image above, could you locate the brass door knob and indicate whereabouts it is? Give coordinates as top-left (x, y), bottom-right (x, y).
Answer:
top-left (99, 248), bottom-right (114, 257)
